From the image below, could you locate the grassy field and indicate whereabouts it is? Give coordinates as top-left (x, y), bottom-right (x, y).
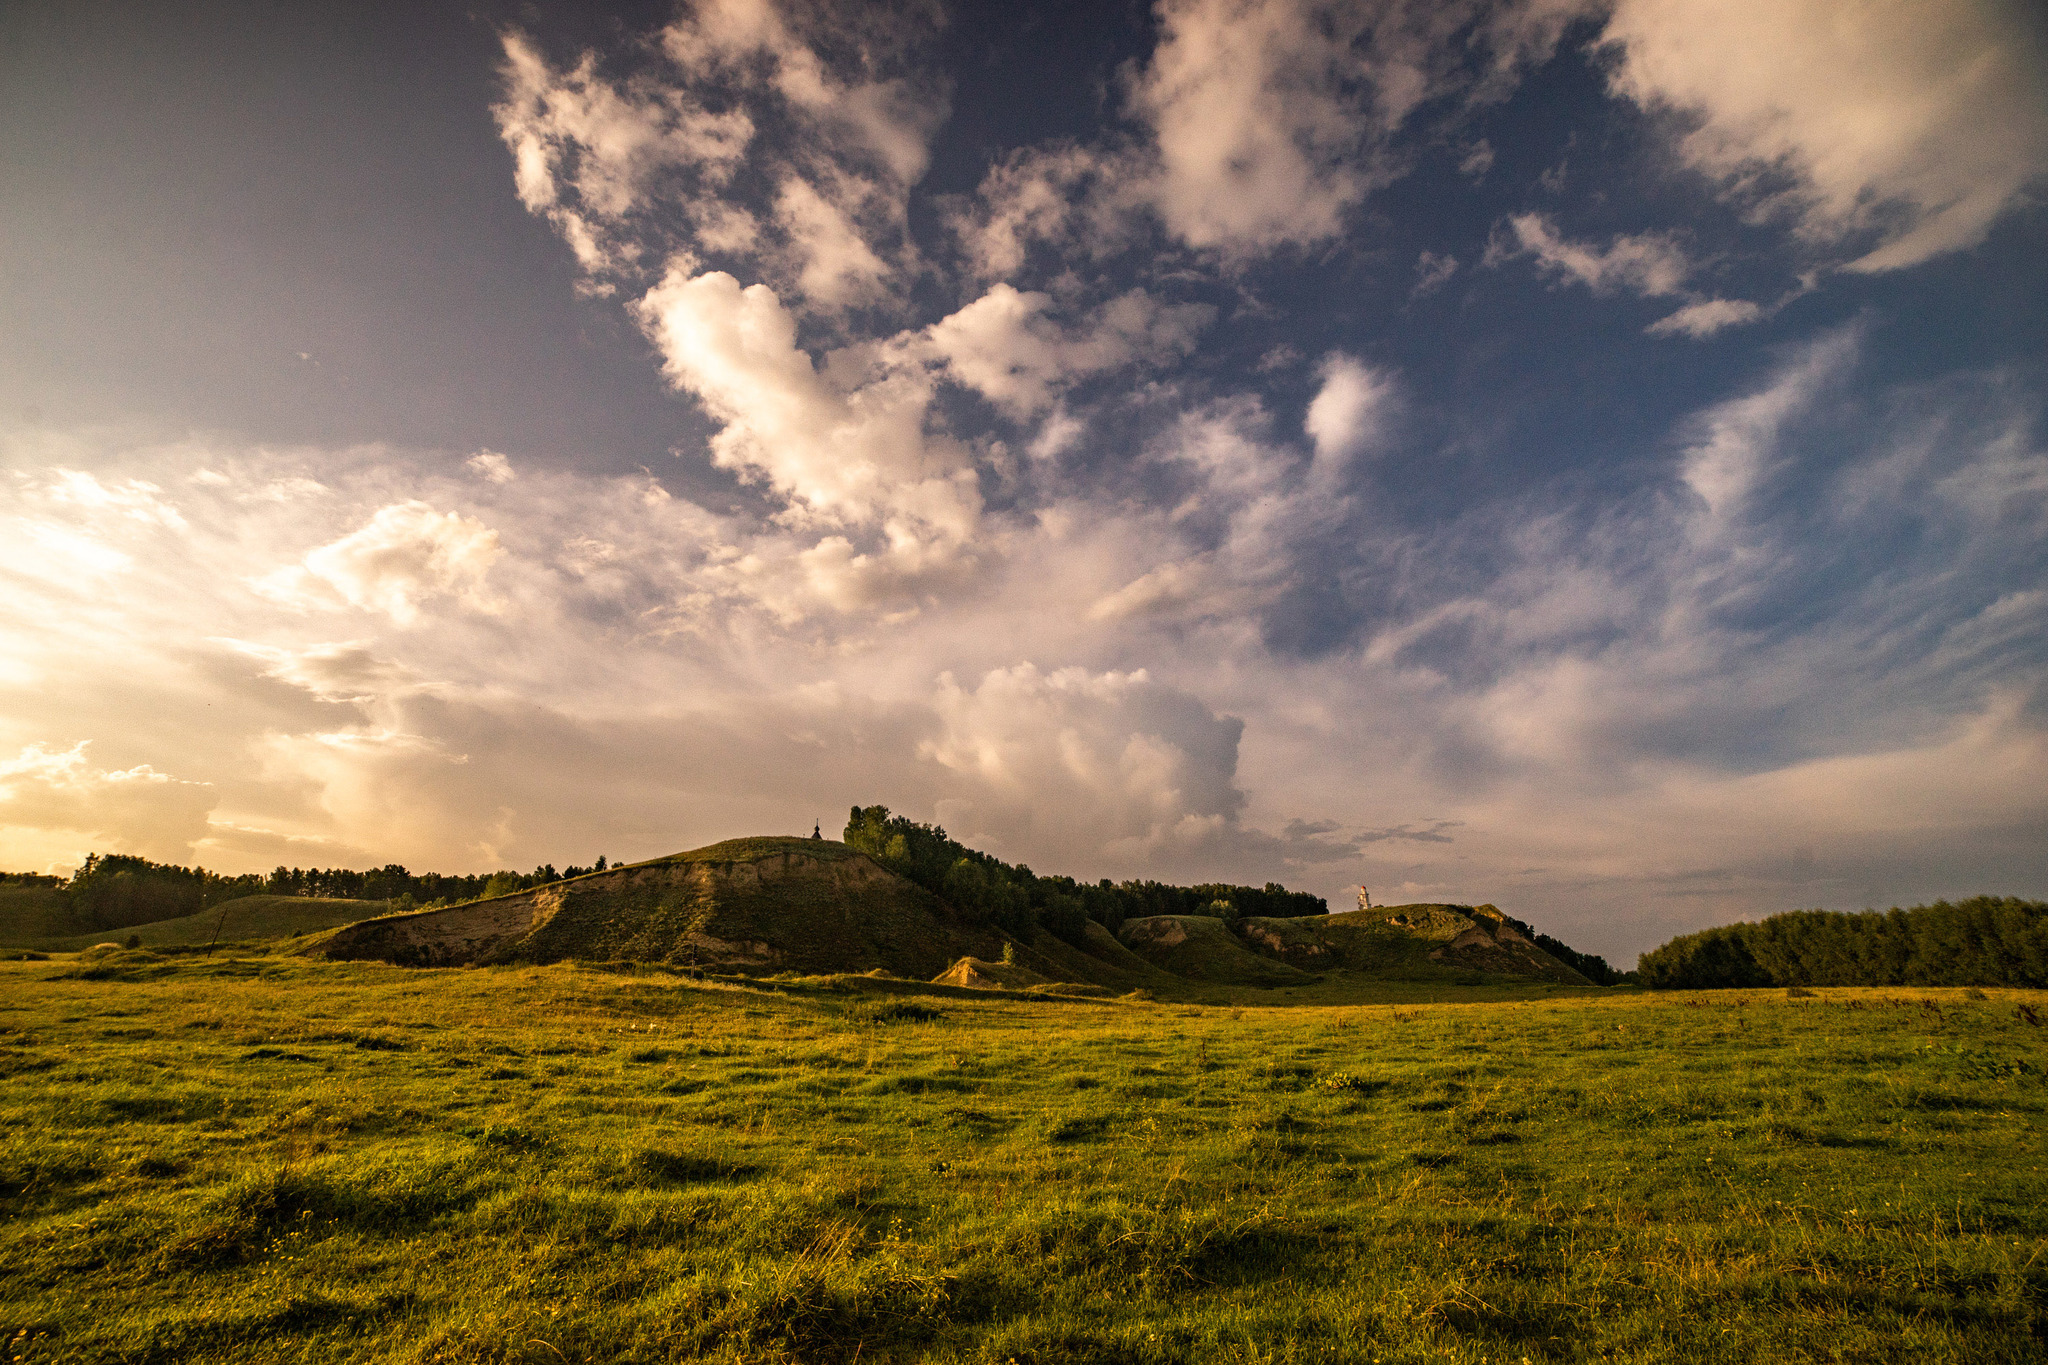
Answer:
top-left (2, 952), bottom-right (2044, 1363)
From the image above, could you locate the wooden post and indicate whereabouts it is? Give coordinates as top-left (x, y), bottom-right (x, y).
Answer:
top-left (206, 901), bottom-right (231, 954)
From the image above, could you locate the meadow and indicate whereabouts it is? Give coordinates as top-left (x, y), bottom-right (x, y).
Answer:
top-left (2, 951), bottom-right (2044, 1363)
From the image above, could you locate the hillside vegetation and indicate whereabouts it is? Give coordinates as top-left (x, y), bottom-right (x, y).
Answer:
top-left (1638, 896), bottom-right (2048, 989)
top-left (2, 954), bottom-right (2043, 1362)
top-left (0, 856), bottom-right (626, 949)
top-left (34, 897), bottom-right (384, 954)
top-left (0, 881), bottom-right (71, 943)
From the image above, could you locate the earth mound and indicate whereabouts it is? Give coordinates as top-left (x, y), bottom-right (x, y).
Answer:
top-left (934, 956), bottom-right (1047, 989)
top-left (1237, 902), bottom-right (1591, 984)
top-left (930, 956), bottom-right (1111, 996)
top-left (310, 837), bottom-right (1009, 976)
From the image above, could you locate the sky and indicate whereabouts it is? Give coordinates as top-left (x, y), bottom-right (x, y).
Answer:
top-left (3, 0), bottom-right (2045, 964)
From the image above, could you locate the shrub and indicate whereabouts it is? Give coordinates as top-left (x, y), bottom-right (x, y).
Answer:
top-left (850, 1001), bottom-right (943, 1025)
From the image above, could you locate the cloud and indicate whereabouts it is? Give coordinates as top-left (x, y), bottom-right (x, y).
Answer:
top-left (492, 30), bottom-right (753, 278)
top-left (944, 0), bottom-right (1579, 268)
top-left (1411, 249), bottom-right (1459, 296)
top-left (1303, 353), bottom-right (1395, 467)
top-left (771, 173), bottom-right (894, 310)
top-left (1497, 211), bottom-right (1692, 297)
top-left (494, 3), bottom-right (947, 311)
top-left (466, 450), bottom-right (516, 483)
top-left (1675, 324), bottom-right (1856, 521)
top-left (1130, 0), bottom-right (1383, 254)
top-left (1354, 820), bottom-right (1460, 845)
top-left (922, 664), bottom-right (1247, 865)
top-left (1598, 0), bottom-right (2048, 271)
top-left (1495, 211), bottom-right (1774, 336)
top-left (3, 347), bottom-right (2041, 961)
top-left (1646, 297), bottom-right (1765, 339)
top-left (660, 0), bottom-right (945, 187)
top-left (1128, 0), bottom-right (1580, 257)
top-left (266, 501), bottom-right (504, 625)
top-left (632, 266), bottom-right (980, 555)
top-left (926, 284), bottom-right (1212, 419)
top-left (38, 468), bottom-right (187, 528)
top-left (0, 741), bottom-right (214, 866)
top-left (948, 145), bottom-right (1126, 281)
top-left (218, 639), bottom-right (422, 704)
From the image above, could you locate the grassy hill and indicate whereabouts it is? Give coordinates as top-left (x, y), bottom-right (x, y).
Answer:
top-left (310, 837), bottom-right (1017, 977)
top-left (297, 840), bottom-right (1596, 994)
top-left (30, 896), bottom-right (384, 953)
top-left (1118, 914), bottom-right (1318, 986)
top-left (1238, 902), bottom-right (1593, 984)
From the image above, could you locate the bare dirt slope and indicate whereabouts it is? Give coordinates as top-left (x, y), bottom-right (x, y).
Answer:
top-left (933, 957), bottom-right (1048, 989)
top-left (310, 838), bottom-right (1009, 975)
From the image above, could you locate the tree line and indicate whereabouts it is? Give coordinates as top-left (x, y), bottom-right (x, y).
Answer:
top-left (841, 804), bottom-right (1326, 947)
top-left (1635, 896), bottom-right (2048, 989)
top-left (1526, 930), bottom-right (1627, 986)
top-left (35, 853), bottom-right (618, 934)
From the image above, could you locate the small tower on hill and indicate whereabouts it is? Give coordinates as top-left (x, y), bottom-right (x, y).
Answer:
top-left (811, 820), bottom-right (822, 840)
top-left (1358, 886), bottom-right (1373, 910)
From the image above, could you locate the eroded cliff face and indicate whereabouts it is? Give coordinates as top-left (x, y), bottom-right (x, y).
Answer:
top-left (313, 848), bottom-right (999, 974)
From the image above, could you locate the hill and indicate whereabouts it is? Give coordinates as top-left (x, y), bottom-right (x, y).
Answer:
top-left (1235, 902), bottom-right (1594, 985)
top-left (301, 841), bottom-right (1600, 991)
top-left (1117, 914), bottom-right (1318, 986)
top-left (310, 837), bottom-right (1031, 977)
top-left (30, 895), bottom-right (385, 952)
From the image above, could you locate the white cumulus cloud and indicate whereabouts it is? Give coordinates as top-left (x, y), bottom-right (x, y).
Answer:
top-left (923, 664), bottom-right (1247, 863)
top-left (1598, 0), bottom-right (2048, 272)
top-left (268, 501), bottom-right (505, 625)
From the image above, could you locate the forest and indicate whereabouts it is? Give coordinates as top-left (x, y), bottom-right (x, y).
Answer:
top-left (1634, 896), bottom-right (2048, 988)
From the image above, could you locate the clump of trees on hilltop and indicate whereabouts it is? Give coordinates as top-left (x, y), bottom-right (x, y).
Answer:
top-left (1636, 897), bottom-right (2048, 989)
top-left (841, 804), bottom-right (1326, 946)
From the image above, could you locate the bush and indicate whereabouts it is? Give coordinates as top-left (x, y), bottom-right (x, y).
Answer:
top-left (850, 1001), bottom-right (944, 1025)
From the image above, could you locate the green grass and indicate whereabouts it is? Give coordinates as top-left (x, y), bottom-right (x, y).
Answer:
top-left (2, 953), bottom-right (2045, 1363)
